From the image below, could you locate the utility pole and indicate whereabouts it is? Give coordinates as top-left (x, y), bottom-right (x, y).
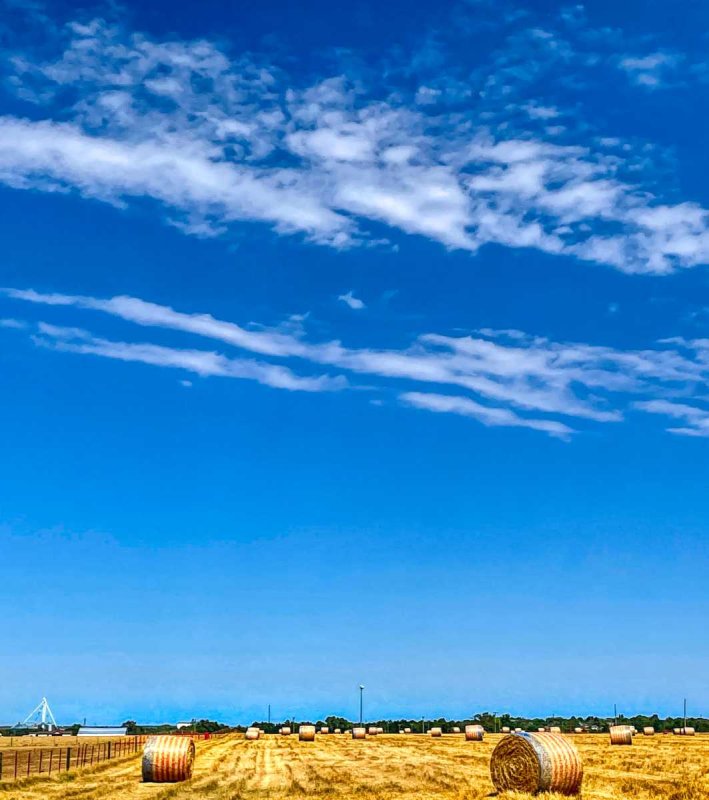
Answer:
top-left (614, 704), bottom-right (617, 726)
top-left (359, 686), bottom-right (364, 726)
top-left (268, 705), bottom-right (271, 726)
top-left (683, 698), bottom-right (687, 732)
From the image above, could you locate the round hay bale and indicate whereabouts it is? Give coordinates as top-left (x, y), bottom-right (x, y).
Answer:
top-left (352, 727), bottom-right (366, 739)
top-left (515, 727), bottom-right (522, 732)
top-left (377, 727), bottom-right (384, 734)
top-left (549, 726), bottom-right (561, 734)
top-left (574, 728), bottom-right (583, 734)
top-left (465, 724), bottom-right (484, 741)
top-left (681, 727), bottom-right (696, 736)
top-left (299, 725), bottom-right (316, 742)
top-left (502, 726), bottom-right (511, 733)
top-left (245, 727), bottom-right (260, 740)
top-left (320, 726), bottom-right (329, 734)
top-left (280, 727), bottom-right (291, 736)
top-left (643, 727), bottom-right (654, 736)
top-left (452, 726), bottom-right (461, 733)
top-left (538, 727), bottom-right (546, 732)
top-left (142, 736), bottom-right (195, 783)
top-left (609, 725), bottom-right (633, 745)
top-left (404, 727), bottom-right (411, 734)
top-left (367, 726), bottom-right (378, 735)
top-left (430, 727), bottom-right (442, 737)
top-left (334, 728), bottom-right (341, 734)
top-left (673, 728), bottom-right (680, 735)
top-left (490, 732), bottom-right (583, 795)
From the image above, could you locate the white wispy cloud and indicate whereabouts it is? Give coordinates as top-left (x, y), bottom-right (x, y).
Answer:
top-left (32, 322), bottom-right (347, 393)
top-left (618, 52), bottom-right (681, 88)
top-left (0, 10), bottom-right (706, 273)
top-left (338, 291), bottom-right (365, 310)
top-left (5, 288), bottom-right (709, 438)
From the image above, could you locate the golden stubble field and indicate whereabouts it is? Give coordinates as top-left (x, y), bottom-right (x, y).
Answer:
top-left (0, 732), bottom-right (707, 800)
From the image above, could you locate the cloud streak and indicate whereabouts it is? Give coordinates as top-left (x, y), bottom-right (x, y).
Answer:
top-left (0, 10), bottom-right (707, 273)
top-left (4, 288), bottom-right (709, 438)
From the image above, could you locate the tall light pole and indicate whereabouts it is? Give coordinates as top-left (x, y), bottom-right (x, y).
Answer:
top-left (359, 686), bottom-right (364, 726)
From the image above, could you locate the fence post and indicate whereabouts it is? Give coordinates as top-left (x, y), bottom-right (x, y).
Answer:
top-left (108, 742), bottom-right (112, 760)
top-left (14, 750), bottom-right (18, 779)
top-left (0, 750), bottom-right (3, 780)
top-left (26, 751), bottom-right (31, 777)
top-left (66, 747), bottom-right (71, 772)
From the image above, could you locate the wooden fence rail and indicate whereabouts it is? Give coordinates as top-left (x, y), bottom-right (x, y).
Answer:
top-left (0, 736), bottom-right (148, 782)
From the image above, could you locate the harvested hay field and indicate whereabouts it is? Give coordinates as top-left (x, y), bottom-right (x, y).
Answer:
top-left (0, 732), bottom-right (707, 800)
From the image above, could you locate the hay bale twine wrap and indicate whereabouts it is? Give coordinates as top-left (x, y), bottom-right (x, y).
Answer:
top-left (352, 727), bottom-right (366, 739)
top-left (245, 727), bottom-right (260, 740)
top-left (299, 725), bottom-right (316, 742)
top-left (465, 724), bottom-right (484, 741)
top-left (643, 727), bottom-right (655, 736)
top-left (609, 725), bottom-right (633, 745)
top-left (490, 732), bottom-right (583, 795)
top-left (142, 736), bottom-right (195, 783)
top-left (430, 727), bottom-right (442, 737)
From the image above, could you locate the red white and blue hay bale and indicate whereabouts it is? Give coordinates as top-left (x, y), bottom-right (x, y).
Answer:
top-left (299, 725), bottom-right (316, 742)
top-left (142, 736), bottom-right (196, 783)
top-left (490, 731), bottom-right (583, 795)
top-left (465, 724), bottom-right (484, 741)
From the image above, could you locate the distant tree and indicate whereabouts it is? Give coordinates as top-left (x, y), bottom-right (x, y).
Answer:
top-left (122, 720), bottom-right (138, 734)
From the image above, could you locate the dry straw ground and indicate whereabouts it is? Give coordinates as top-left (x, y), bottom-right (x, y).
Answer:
top-left (0, 732), bottom-right (707, 800)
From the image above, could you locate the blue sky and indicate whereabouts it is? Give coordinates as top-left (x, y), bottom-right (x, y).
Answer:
top-left (0, 0), bottom-right (707, 726)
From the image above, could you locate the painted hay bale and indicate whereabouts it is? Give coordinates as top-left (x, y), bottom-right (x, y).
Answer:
top-left (299, 725), bottom-right (316, 742)
top-left (452, 726), bottom-right (461, 733)
top-left (430, 727), bottom-right (442, 737)
top-left (490, 732), bottom-right (583, 795)
top-left (574, 728), bottom-right (583, 734)
top-left (280, 727), bottom-right (291, 736)
top-left (404, 727), bottom-right (411, 734)
top-left (245, 727), bottom-right (260, 740)
top-left (367, 726), bottom-right (378, 735)
top-left (352, 727), bottom-right (366, 739)
top-left (320, 726), bottom-right (329, 734)
top-left (465, 724), bottom-right (484, 741)
top-left (609, 725), bottom-right (633, 745)
top-left (142, 736), bottom-right (195, 783)
top-left (502, 726), bottom-right (511, 733)
top-left (549, 726), bottom-right (562, 734)
top-left (643, 727), bottom-right (655, 736)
